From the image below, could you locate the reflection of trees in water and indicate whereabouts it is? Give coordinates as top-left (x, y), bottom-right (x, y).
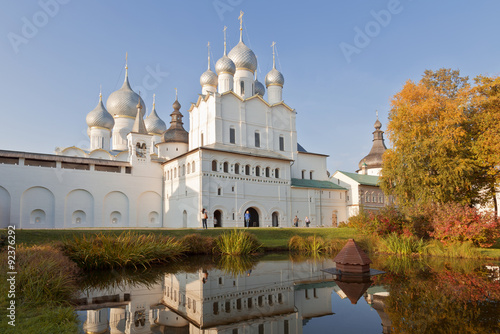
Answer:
top-left (372, 256), bottom-right (500, 333)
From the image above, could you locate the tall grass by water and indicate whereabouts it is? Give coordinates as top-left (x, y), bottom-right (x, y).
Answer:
top-left (214, 230), bottom-right (262, 255)
top-left (62, 231), bottom-right (187, 270)
top-left (0, 245), bottom-right (80, 333)
top-left (423, 240), bottom-right (483, 258)
top-left (378, 233), bottom-right (426, 255)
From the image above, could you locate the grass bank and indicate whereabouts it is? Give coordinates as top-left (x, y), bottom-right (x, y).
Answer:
top-left (0, 245), bottom-right (80, 334)
top-left (9, 227), bottom-right (500, 259)
top-left (13, 227), bottom-right (360, 249)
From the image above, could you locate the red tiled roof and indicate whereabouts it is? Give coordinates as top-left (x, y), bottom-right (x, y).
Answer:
top-left (333, 239), bottom-right (372, 265)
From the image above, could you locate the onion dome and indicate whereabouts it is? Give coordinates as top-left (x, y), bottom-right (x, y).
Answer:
top-left (106, 64), bottom-right (146, 118)
top-left (228, 14), bottom-right (257, 72)
top-left (216, 28), bottom-right (236, 75)
top-left (144, 95), bottom-right (167, 135)
top-left (200, 69), bottom-right (218, 87)
top-left (162, 97), bottom-right (188, 144)
top-left (200, 42), bottom-right (218, 88)
top-left (358, 115), bottom-right (388, 170)
top-left (216, 55), bottom-right (236, 75)
top-left (228, 42), bottom-right (257, 72)
top-left (265, 42), bottom-right (284, 87)
top-left (254, 72), bottom-right (265, 96)
top-left (86, 93), bottom-right (115, 130)
top-left (265, 68), bottom-right (285, 87)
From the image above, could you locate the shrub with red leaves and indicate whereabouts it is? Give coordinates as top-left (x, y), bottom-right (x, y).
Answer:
top-left (429, 202), bottom-right (500, 247)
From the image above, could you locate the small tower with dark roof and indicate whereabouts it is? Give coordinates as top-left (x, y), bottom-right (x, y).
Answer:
top-left (358, 113), bottom-right (387, 176)
top-left (157, 92), bottom-right (189, 160)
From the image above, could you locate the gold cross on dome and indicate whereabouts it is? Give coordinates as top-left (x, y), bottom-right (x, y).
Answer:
top-left (238, 10), bottom-right (244, 27)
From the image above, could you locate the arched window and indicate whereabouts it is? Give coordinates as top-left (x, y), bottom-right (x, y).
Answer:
top-left (279, 135), bottom-right (284, 151)
top-left (212, 160), bottom-right (217, 172)
top-left (192, 161), bottom-right (196, 173)
top-left (167, 170), bottom-right (170, 180)
top-left (174, 168), bottom-right (177, 178)
top-left (223, 162), bottom-right (229, 173)
top-left (240, 81), bottom-right (245, 95)
top-left (234, 163), bottom-right (240, 174)
top-left (265, 167), bottom-right (270, 177)
top-left (218, 187), bottom-right (222, 196)
top-left (201, 133), bottom-right (204, 146)
top-left (255, 166), bottom-right (260, 176)
top-left (301, 170), bottom-right (306, 179)
top-left (182, 164), bottom-right (186, 176)
top-left (275, 168), bottom-right (280, 178)
top-left (310, 171), bottom-right (313, 180)
top-left (365, 193), bottom-right (370, 202)
top-left (245, 164), bottom-right (250, 175)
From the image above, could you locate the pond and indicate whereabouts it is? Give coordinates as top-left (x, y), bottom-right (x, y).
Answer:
top-left (75, 254), bottom-right (500, 333)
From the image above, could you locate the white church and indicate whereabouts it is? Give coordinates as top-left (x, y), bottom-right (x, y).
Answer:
top-left (0, 15), bottom-right (388, 229)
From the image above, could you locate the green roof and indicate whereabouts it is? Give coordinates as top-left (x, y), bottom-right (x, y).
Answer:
top-left (291, 178), bottom-right (347, 190)
top-left (337, 171), bottom-right (380, 186)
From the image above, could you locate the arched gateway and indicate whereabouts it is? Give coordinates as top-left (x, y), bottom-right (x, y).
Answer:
top-left (245, 207), bottom-right (259, 227)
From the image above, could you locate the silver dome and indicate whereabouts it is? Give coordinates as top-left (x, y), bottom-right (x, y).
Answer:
top-left (265, 68), bottom-right (285, 87)
top-left (106, 74), bottom-right (146, 118)
top-left (228, 41), bottom-right (257, 72)
top-left (254, 78), bottom-right (265, 96)
top-left (200, 69), bottom-right (218, 87)
top-left (215, 55), bottom-right (236, 75)
top-left (145, 105), bottom-right (167, 135)
top-left (86, 95), bottom-right (115, 130)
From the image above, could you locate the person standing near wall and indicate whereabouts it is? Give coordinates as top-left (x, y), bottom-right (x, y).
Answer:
top-left (293, 216), bottom-right (299, 227)
top-left (201, 209), bottom-right (208, 229)
top-left (244, 210), bottom-right (251, 228)
top-left (305, 216), bottom-right (310, 227)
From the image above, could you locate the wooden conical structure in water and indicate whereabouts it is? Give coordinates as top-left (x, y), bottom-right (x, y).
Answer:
top-left (333, 239), bottom-right (372, 273)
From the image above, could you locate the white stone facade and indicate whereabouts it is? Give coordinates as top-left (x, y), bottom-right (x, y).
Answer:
top-left (0, 21), bottom-right (353, 229)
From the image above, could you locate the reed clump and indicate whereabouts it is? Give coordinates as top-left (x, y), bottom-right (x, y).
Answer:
top-left (289, 235), bottom-right (354, 255)
top-left (378, 233), bottom-right (426, 256)
top-left (423, 240), bottom-right (483, 258)
top-left (214, 230), bottom-right (262, 255)
top-left (62, 231), bottom-right (187, 270)
top-left (180, 233), bottom-right (215, 254)
top-left (14, 244), bottom-right (80, 305)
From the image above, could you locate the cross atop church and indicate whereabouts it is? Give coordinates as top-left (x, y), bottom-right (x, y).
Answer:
top-left (239, 11), bottom-right (244, 41)
top-left (271, 41), bottom-right (276, 68)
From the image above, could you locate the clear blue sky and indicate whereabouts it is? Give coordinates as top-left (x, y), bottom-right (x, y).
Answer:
top-left (1, 0), bottom-right (499, 173)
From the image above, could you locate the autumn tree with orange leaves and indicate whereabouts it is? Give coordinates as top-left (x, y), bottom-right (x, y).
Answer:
top-left (380, 69), bottom-right (499, 213)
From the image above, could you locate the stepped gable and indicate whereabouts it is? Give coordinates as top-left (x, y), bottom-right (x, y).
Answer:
top-left (333, 239), bottom-right (372, 273)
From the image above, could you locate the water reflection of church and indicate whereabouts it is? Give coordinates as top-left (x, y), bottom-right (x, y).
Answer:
top-left (77, 259), bottom-right (390, 333)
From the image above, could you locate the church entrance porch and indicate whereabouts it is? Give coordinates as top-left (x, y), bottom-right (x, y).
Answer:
top-left (213, 210), bottom-right (222, 228)
top-left (245, 207), bottom-right (259, 227)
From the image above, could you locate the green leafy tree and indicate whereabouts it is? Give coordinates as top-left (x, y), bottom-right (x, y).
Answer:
top-left (380, 69), bottom-right (490, 209)
top-left (470, 75), bottom-right (500, 215)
